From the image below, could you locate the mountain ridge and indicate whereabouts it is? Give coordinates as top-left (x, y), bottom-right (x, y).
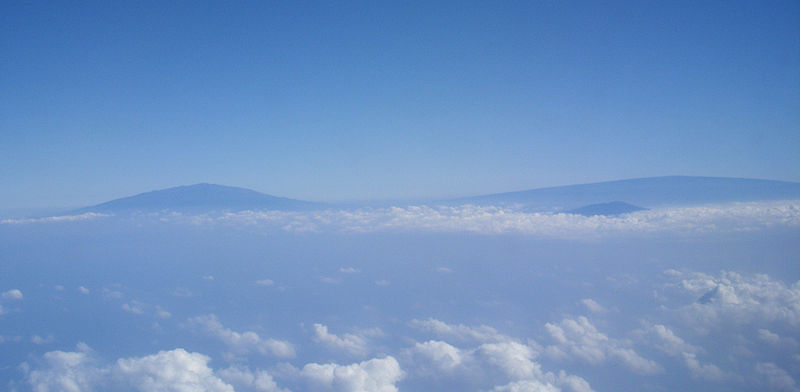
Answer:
top-left (73, 176), bottom-right (800, 214)
top-left (75, 183), bottom-right (324, 213)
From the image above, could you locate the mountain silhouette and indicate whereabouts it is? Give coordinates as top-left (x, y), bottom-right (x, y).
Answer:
top-left (447, 176), bottom-right (800, 210)
top-left (77, 183), bottom-right (323, 213)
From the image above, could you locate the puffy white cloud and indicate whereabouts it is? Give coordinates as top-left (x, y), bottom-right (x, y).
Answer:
top-left (339, 267), bottom-right (360, 274)
top-left (491, 379), bottom-right (560, 392)
top-left (758, 329), bottom-right (781, 345)
top-left (545, 317), bottom-right (662, 375)
top-left (113, 349), bottom-right (233, 392)
top-left (2, 289), bottom-right (23, 300)
top-left (78, 286), bottom-right (90, 295)
top-left (190, 314), bottom-right (295, 359)
top-left (667, 271), bottom-right (800, 328)
top-left (637, 323), bottom-right (728, 382)
top-left (406, 319), bottom-right (592, 392)
top-left (121, 301), bottom-right (144, 315)
top-left (756, 328), bottom-right (797, 347)
top-left (300, 356), bottom-right (404, 392)
top-left (26, 346), bottom-right (238, 392)
top-left (409, 318), bottom-right (507, 344)
top-left (312, 324), bottom-right (370, 357)
top-left (218, 366), bottom-right (288, 392)
top-left (31, 335), bottom-right (55, 345)
top-left (755, 363), bottom-right (799, 391)
top-left (156, 306), bottom-right (172, 319)
top-left (682, 352), bottom-right (726, 382)
top-left (26, 344), bottom-right (101, 392)
top-left (580, 299), bottom-right (607, 314)
top-left (410, 340), bottom-right (464, 372)
top-left (639, 324), bottom-right (700, 357)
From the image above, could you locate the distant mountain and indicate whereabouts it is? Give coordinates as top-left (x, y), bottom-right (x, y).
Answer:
top-left (77, 183), bottom-right (324, 213)
top-left (446, 176), bottom-right (800, 211)
top-left (566, 201), bottom-right (647, 217)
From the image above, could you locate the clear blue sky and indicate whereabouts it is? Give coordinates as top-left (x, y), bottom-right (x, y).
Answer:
top-left (2, 1), bottom-right (798, 208)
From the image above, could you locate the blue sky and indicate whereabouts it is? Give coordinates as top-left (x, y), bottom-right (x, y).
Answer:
top-left (2, 1), bottom-right (798, 208)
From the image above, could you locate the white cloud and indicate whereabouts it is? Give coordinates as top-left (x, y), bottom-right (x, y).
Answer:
top-left (339, 267), bottom-right (360, 274)
top-left (0, 212), bottom-right (109, 225)
top-left (2, 289), bottom-right (23, 300)
top-left (667, 271), bottom-right (800, 328)
top-left (409, 318), bottom-right (507, 344)
top-left (580, 299), bottom-right (607, 314)
top-left (190, 314), bottom-right (295, 359)
top-left (25, 344), bottom-right (101, 392)
top-left (312, 324), bottom-right (370, 357)
top-left (122, 301), bottom-right (145, 315)
top-left (639, 324), bottom-right (700, 357)
top-left (491, 380), bottom-right (560, 392)
top-left (755, 363), bottom-right (799, 392)
top-left (113, 349), bottom-right (233, 392)
top-left (156, 306), bottom-right (172, 319)
top-left (758, 329), bottom-right (781, 345)
top-left (78, 286), bottom-right (90, 295)
top-left (637, 323), bottom-right (729, 382)
top-left (374, 280), bottom-right (390, 286)
top-left (545, 317), bottom-right (662, 375)
top-left (479, 341), bottom-right (540, 380)
top-left (26, 346), bottom-right (242, 392)
top-left (256, 279), bottom-right (274, 287)
top-left (31, 335), bottom-right (55, 345)
top-left (411, 340), bottom-right (464, 372)
top-left (112, 200), bottom-right (800, 237)
top-left (218, 366), bottom-right (288, 392)
top-left (405, 319), bottom-right (592, 392)
top-left (682, 352), bottom-right (726, 382)
top-left (300, 356), bottom-right (404, 392)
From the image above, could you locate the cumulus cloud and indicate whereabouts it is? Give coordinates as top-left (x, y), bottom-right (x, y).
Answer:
top-left (638, 324), bottom-right (700, 357)
top-left (78, 286), bottom-right (90, 295)
top-left (410, 318), bottom-right (507, 344)
top-left (312, 324), bottom-right (371, 357)
top-left (666, 270), bottom-right (800, 328)
top-left (25, 343), bottom-right (100, 392)
top-left (410, 340), bottom-right (464, 372)
top-left (31, 335), bottom-right (55, 345)
top-left (755, 363), bottom-right (799, 392)
top-left (491, 380), bottom-right (560, 392)
top-left (113, 349), bottom-right (233, 392)
top-left (406, 319), bottom-right (592, 392)
top-left (190, 314), bottom-right (295, 359)
top-left (2, 289), bottom-right (23, 300)
top-left (682, 352), bottom-right (726, 382)
top-left (218, 366), bottom-right (288, 392)
top-left (339, 267), bottom-right (360, 274)
top-left (545, 317), bottom-right (662, 375)
top-left (122, 301), bottom-right (145, 315)
top-left (25, 345), bottom-right (237, 392)
top-left (579, 299), bottom-right (607, 314)
top-left (300, 356), bottom-right (404, 392)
